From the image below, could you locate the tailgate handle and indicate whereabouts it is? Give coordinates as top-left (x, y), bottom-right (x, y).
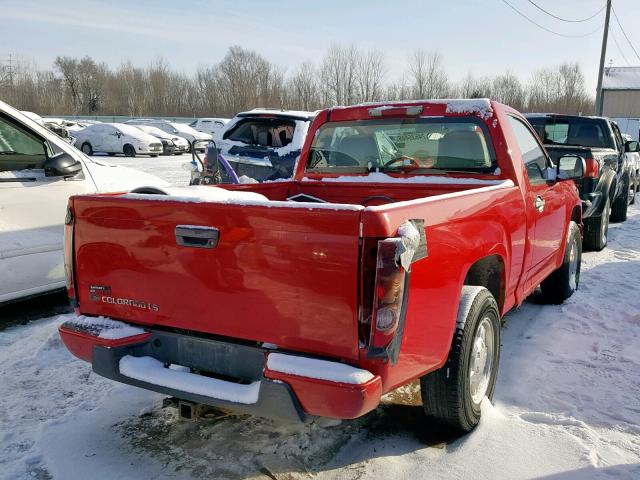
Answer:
top-left (175, 225), bottom-right (219, 249)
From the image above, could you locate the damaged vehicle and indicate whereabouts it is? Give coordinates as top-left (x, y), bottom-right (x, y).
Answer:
top-left (59, 99), bottom-right (584, 433)
top-left (191, 109), bottom-right (315, 184)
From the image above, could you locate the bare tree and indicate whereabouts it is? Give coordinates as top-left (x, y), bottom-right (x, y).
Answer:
top-left (457, 72), bottom-right (493, 98)
top-left (492, 72), bottom-right (525, 110)
top-left (408, 50), bottom-right (449, 99)
top-left (357, 50), bottom-right (386, 103)
top-left (320, 44), bottom-right (360, 105)
top-left (285, 62), bottom-right (320, 110)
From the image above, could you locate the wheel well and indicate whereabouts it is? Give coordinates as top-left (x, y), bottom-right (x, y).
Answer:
top-left (464, 255), bottom-right (505, 311)
top-left (123, 143), bottom-right (134, 150)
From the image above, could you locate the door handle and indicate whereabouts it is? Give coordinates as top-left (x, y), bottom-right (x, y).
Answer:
top-left (175, 225), bottom-right (219, 248)
top-left (534, 196), bottom-right (545, 212)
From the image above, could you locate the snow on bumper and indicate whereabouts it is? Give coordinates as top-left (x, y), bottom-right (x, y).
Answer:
top-left (59, 319), bottom-right (381, 421)
top-left (59, 316), bottom-right (150, 362)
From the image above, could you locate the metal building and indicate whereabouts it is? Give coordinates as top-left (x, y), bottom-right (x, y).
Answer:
top-left (602, 67), bottom-right (640, 117)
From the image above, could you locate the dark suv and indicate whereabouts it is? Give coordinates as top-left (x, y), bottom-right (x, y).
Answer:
top-left (526, 114), bottom-right (637, 250)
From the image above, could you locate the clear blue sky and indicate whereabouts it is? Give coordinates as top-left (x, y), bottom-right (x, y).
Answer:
top-left (1, 0), bottom-right (639, 93)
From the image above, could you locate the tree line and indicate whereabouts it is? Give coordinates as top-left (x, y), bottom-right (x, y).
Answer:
top-left (0, 45), bottom-right (594, 117)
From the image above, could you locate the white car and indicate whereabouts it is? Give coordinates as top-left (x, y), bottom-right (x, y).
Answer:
top-left (134, 125), bottom-right (189, 155)
top-left (189, 118), bottom-right (230, 140)
top-left (0, 100), bottom-right (169, 305)
top-left (74, 123), bottom-right (163, 157)
top-left (125, 119), bottom-right (212, 151)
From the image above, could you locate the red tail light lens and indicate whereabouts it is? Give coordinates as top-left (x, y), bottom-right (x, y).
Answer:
top-left (585, 156), bottom-right (599, 178)
top-left (369, 239), bottom-right (407, 350)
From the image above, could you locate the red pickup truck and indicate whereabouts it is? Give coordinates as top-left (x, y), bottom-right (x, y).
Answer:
top-left (59, 99), bottom-right (585, 433)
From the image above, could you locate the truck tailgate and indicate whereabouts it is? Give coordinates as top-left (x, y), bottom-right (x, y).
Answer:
top-left (72, 196), bottom-right (363, 361)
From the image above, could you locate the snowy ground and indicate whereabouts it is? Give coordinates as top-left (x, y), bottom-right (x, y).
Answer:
top-left (102, 153), bottom-right (192, 187)
top-left (1, 158), bottom-right (640, 479)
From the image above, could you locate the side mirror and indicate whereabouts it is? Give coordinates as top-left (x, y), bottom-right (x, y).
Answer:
top-left (624, 140), bottom-right (639, 153)
top-left (557, 154), bottom-right (585, 181)
top-left (43, 152), bottom-right (83, 177)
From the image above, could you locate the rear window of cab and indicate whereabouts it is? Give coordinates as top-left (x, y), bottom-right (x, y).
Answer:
top-left (306, 117), bottom-right (497, 174)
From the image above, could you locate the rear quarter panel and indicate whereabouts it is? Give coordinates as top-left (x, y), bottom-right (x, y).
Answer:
top-left (360, 181), bottom-right (527, 391)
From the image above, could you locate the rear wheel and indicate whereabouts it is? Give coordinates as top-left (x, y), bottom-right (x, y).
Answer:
top-left (611, 177), bottom-right (629, 222)
top-left (539, 221), bottom-right (581, 304)
top-left (583, 197), bottom-right (609, 251)
top-left (123, 144), bottom-right (136, 157)
top-left (81, 142), bottom-right (93, 156)
top-left (420, 287), bottom-right (500, 433)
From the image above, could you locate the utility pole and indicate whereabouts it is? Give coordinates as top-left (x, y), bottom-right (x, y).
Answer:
top-left (595, 0), bottom-right (612, 116)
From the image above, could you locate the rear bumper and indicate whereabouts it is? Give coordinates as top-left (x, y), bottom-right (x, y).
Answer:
top-left (59, 319), bottom-right (381, 423)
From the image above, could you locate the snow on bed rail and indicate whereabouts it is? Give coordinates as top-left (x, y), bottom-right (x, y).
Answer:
top-left (64, 315), bottom-right (146, 340)
top-left (302, 172), bottom-right (503, 184)
top-left (122, 186), bottom-right (364, 211)
top-left (364, 179), bottom-right (516, 212)
top-left (266, 353), bottom-right (374, 385)
top-left (119, 355), bottom-right (261, 404)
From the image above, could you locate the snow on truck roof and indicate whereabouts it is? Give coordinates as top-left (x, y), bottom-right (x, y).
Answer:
top-left (331, 99), bottom-right (495, 120)
top-left (602, 67), bottom-right (640, 90)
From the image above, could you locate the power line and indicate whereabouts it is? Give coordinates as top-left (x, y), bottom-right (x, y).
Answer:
top-left (526, 0), bottom-right (605, 23)
top-left (610, 29), bottom-right (632, 66)
top-left (611, 6), bottom-right (640, 62)
top-left (500, 0), bottom-right (603, 38)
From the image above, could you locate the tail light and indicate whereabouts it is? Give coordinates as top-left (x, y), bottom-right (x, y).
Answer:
top-left (64, 202), bottom-right (78, 312)
top-left (585, 156), bottom-right (599, 178)
top-left (369, 238), bottom-right (408, 351)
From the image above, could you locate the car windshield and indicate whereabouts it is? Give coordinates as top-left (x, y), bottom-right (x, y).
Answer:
top-left (306, 117), bottom-right (496, 174)
top-left (528, 117), bottom-right (613, 149)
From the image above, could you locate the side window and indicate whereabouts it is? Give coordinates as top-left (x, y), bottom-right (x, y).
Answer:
top-left (0, 116), bottom-right (47, 171)
top-left (508, 116), bottom-right (549, 184)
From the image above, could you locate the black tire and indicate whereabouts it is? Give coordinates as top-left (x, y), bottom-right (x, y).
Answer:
top-left (81, 142), bottom-right (93, 156)
top-left (123, 144), bottom-right (136, 157)
top-left (611, 177), bottom-right (629, 222)
top-left (539, 221), bottom-right (582, 304)
top-left (420, 286), bottom-right (501, 433)
top-left (583, 196), bottom-right (609, 251)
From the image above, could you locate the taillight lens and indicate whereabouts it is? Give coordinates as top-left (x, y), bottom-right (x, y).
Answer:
top-left (369, 239), bottom-right (407, 350)
top-left (585, 156), bottom-right (599, 178)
